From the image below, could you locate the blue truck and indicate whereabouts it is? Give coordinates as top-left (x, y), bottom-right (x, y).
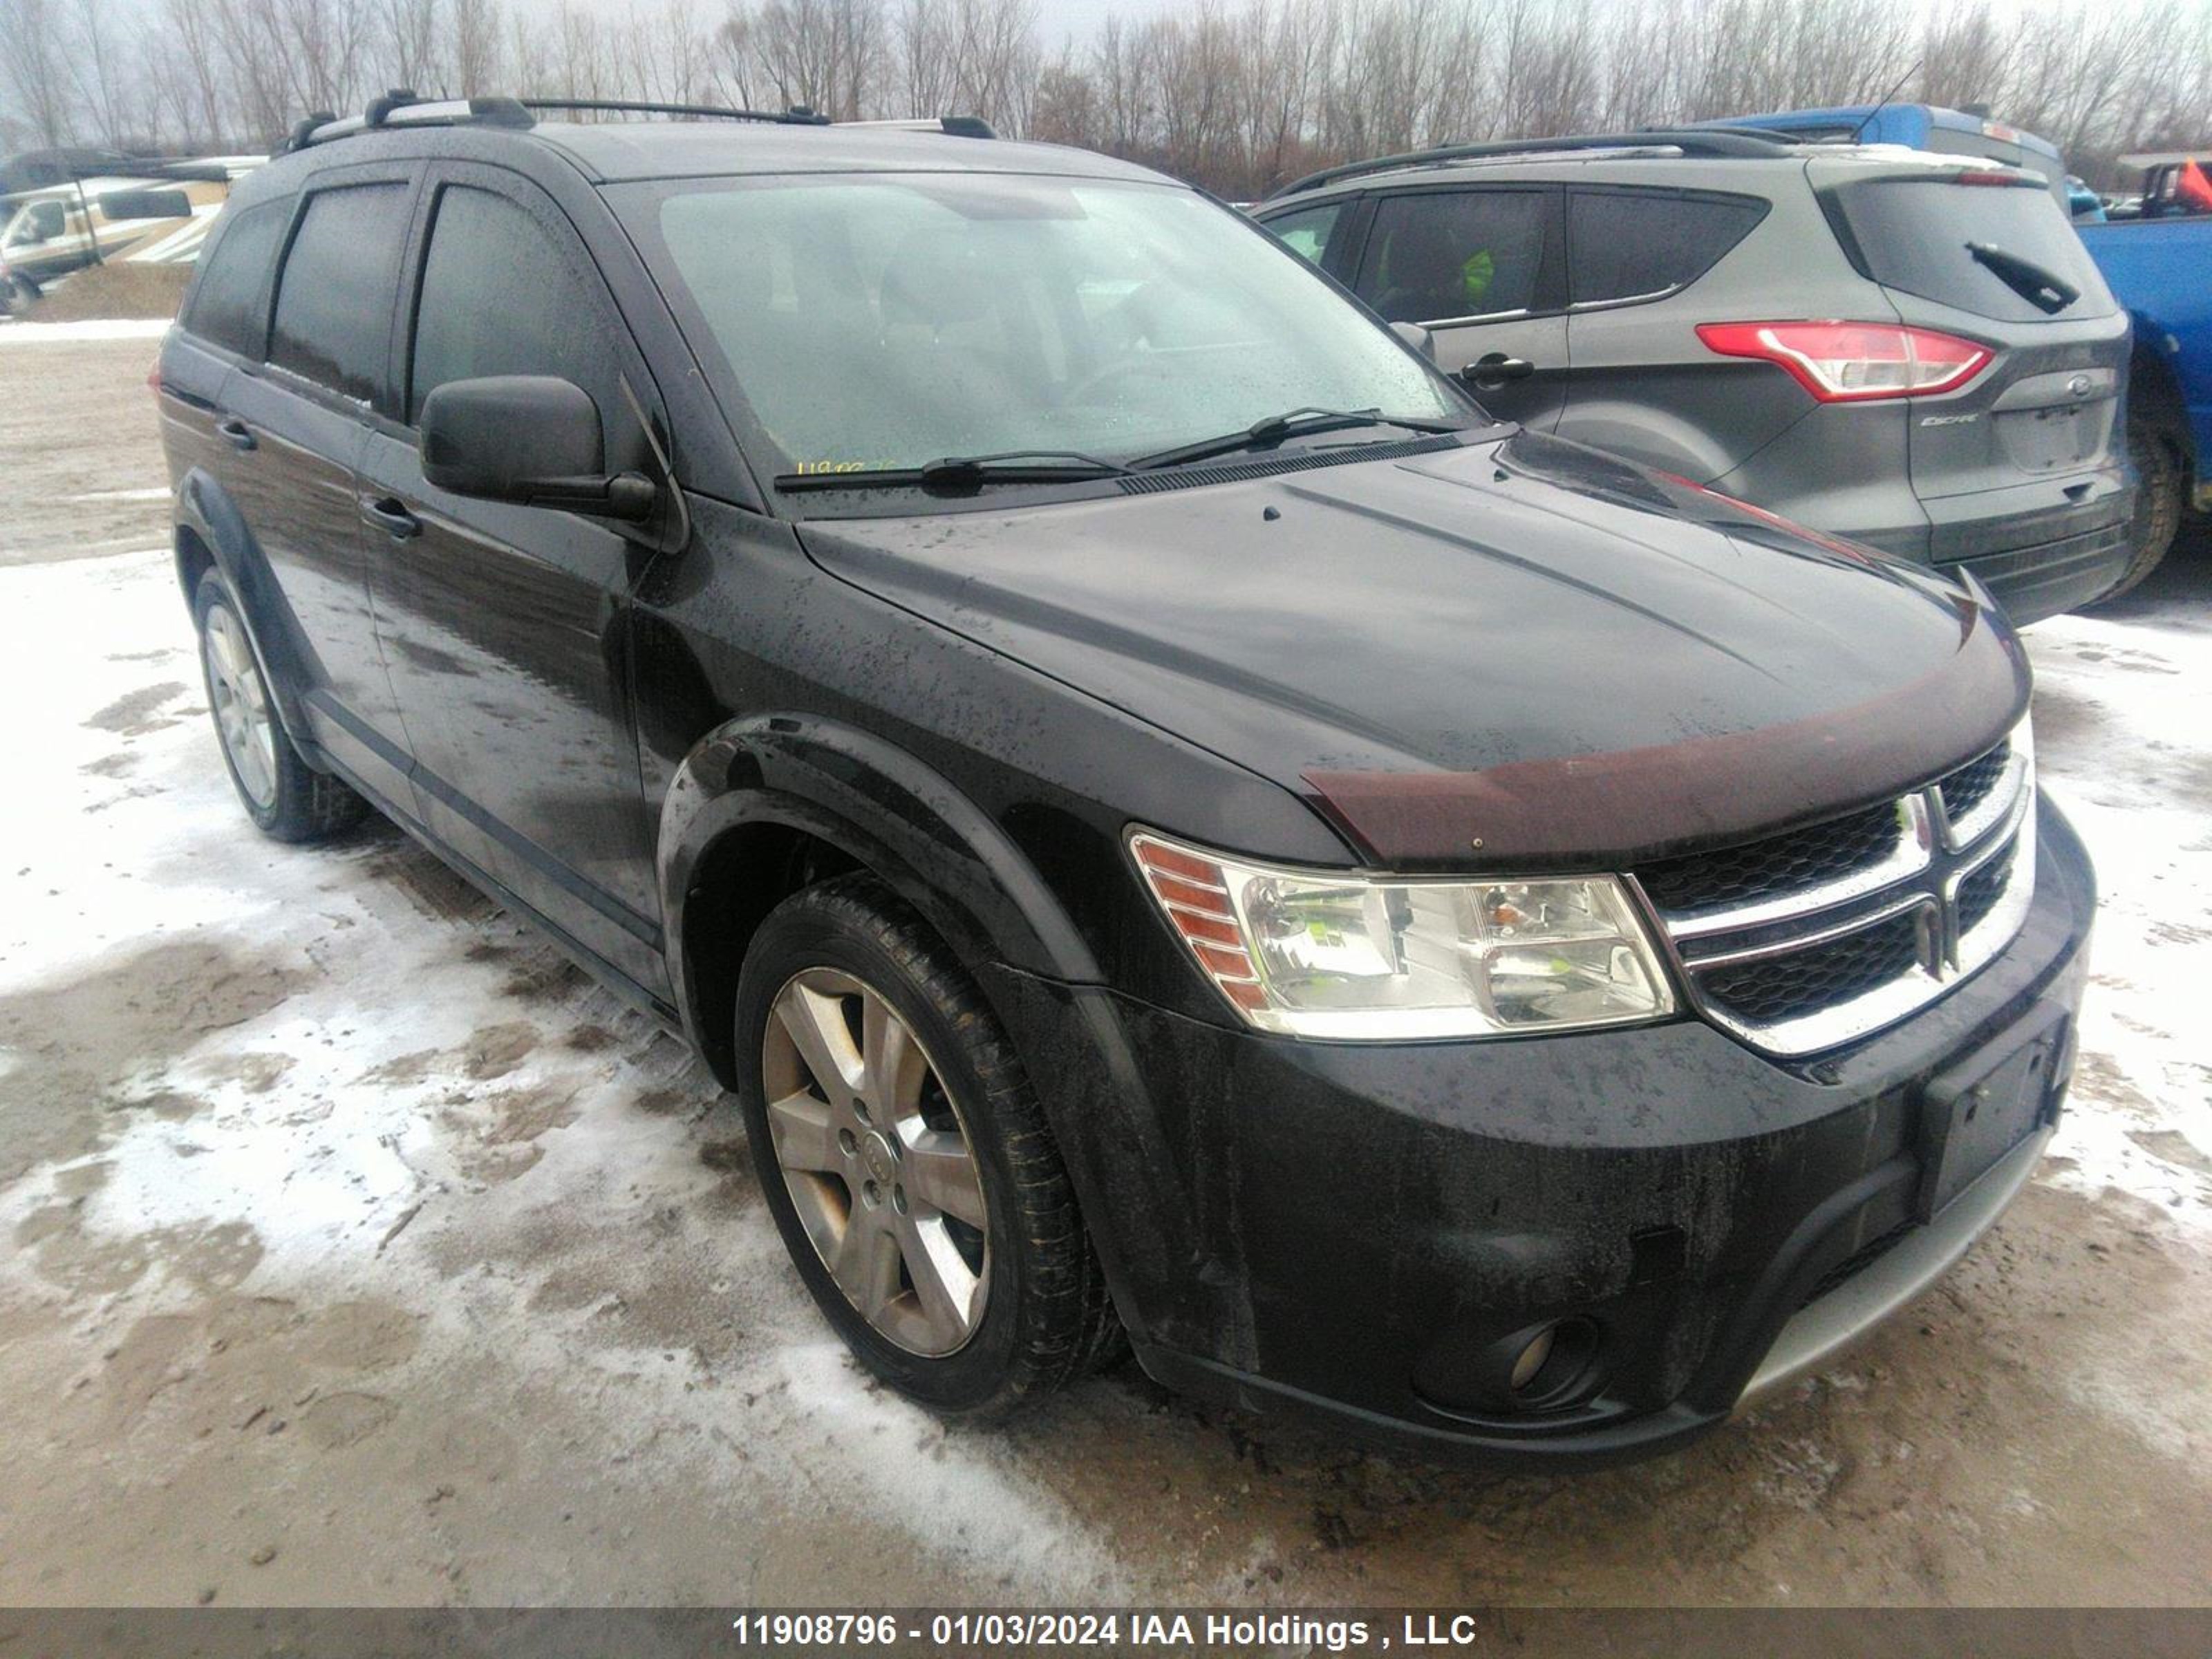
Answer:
top-left (1707, 107), bottom-right (2210, 595)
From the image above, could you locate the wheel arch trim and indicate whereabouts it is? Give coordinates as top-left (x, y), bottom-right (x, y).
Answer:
top-left (657, 712), bottom-right (1103, 1076)
top-left (172, 469), bottom-right (321, 760)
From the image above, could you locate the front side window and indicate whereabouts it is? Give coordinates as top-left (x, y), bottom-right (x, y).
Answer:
top-left (5, 200), bottom-right (67, 247)
top-left (184, 199), bottom-right (289, 357)
top-left (1358, 189), bottom-right (1550, 324)
top-left (632, 174), bottom-right (1456, 485)
top-left (269, 182), bottom-right (413, 402)
top-left (409, 185), bottom-right (614, 422)
top-left (1567, 189), bottom-right (1765, 307)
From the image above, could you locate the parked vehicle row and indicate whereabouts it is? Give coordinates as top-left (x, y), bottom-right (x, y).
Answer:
top-left (153, 97), bottom-right (2092, 1469)
top-left (1254, 127), bottom-right (2135, 624)
top-left (0, 154), bottom-right (259, 313)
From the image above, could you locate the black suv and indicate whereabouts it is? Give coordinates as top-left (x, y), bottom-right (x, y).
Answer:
top-left (1253, 132), bottom-right (2135, 625)
top-left (155, 97), bottom-right (2092, 1468)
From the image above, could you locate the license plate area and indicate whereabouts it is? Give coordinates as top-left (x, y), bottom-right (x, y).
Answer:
top-left (1915, 1004), bottom-right (2068, 1219)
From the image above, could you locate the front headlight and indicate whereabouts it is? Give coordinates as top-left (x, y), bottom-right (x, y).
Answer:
top-left (1131, 832), bottom-right (1677, 1040)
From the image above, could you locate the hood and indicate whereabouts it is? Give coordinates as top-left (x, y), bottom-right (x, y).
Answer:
top-left (798, 431), bottom-right (2030, 869)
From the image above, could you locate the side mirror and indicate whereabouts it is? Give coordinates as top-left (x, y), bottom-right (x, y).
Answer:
top-left (1389, 319), bottom-right (1438, 364)
top-left (418, 375), bottom-right (655, 521)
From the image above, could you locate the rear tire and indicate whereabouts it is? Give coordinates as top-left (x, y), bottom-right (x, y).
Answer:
top-left (192, 569), bottom-right (368, 843)
top-left (735, 873), bottom-right (1121, 1417)
top-left (2097, 415), bottom-right (2185, 604)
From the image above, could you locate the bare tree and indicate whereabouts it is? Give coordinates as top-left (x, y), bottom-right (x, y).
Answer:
top-left (1, 0), bottom-right (77, 144)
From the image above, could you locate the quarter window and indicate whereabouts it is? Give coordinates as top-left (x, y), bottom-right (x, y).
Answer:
top-left (270, 182), bottom-right (413, 402)
top-left (1262, 201), bottom-right (1344, 268)
top-left (1359, 190), bottom-right (1550, 324)
top-left (409, 185), bottom-right (611, 422)
top-left (1567, 190), bottom-right (1765, 307)
top-left (182, 199), bottom-right (288, 357)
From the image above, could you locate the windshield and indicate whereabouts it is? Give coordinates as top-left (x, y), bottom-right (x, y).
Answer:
top-left (632, 174), bottom-right (1461, 484)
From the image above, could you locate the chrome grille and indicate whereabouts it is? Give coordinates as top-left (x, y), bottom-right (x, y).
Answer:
top-left (1635, 731), bottom-right (2036, 1056)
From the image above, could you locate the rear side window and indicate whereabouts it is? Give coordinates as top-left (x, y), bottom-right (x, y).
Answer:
top-left (183, 200), bottom-right (288, 357)
top-left (1262, 201), bottom-right (1345, 268)
top-left (1358, 189), bottom-right (1550, 323)
top-left (407, 185), bottom-right (612, 422)
top-left (270, 182), bottom-right (413, 401)
top-left (1567, 189), bottom-right (1765, 306)
top-left (1826, 177), bottom-right (2112, 323)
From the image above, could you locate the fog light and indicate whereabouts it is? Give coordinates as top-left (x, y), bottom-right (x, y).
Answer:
top-left (1510, 1325), bottom-right (1557, 1392)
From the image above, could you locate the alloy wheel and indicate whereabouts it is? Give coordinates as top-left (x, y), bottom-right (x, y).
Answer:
top-left (202, 603), bottom-right (277, 811)
top-left (761, 967), bottom-right (991, 1356)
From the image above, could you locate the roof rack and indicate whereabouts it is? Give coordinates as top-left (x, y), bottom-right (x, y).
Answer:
top-left (1266, 127), bottom-right (1797, 199)
top-left (838, 115), bottom-right (997, 140)
top-left (281, 91), bottom-right (836, 153)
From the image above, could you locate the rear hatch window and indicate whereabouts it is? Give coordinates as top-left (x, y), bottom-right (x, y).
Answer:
top-left (1821, 172), bottom-right (2114, 323)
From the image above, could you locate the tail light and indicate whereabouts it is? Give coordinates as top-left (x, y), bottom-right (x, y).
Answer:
top-left (147, 359), bottom-right (163, 395)
top-left (1696, 321), bottom-right (1992, 402)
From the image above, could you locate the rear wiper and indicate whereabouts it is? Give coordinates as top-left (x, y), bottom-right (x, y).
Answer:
top-left (1130, 406), bottom-right (1461, 472)
top-left (1966, 241), bottom-right (2079, 315)
top-left (775, 449), bottom-right (1132, 494)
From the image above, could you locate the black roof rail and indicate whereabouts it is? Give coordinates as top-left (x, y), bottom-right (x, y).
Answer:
top-left (281, 93), bottom-right (833, 153)
top-left (1266, 126), bottom-right (1797, 199)
top-left (838, 115), bottom-right (997, 139)
top-left (514, 97), bottom-right (831, 126)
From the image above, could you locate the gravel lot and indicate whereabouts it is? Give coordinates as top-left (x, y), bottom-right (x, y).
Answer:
top-left (2, 331), bottom-right (2209, 1609)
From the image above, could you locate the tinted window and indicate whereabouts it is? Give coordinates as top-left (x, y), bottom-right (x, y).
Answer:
top-left (1568, 189), bottom-right (1765, 306)
top-left (270, 182), bottom-right (412, 400)
top-left (1359, 190), bottom-right (1549, 323)
top-left (98, 188), bottom-right (192, 222)
top-left (183, 200), bottom-right (288, 357)
top-left (1262, 201), bottom-right (1344, 268)
top-left (409, 185), bottom-right (613, 422)
top-left (1828, 176), bottom-right (2112, 322)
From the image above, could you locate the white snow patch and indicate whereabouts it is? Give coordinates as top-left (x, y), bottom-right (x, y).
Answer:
top-left (0, 318), bottom-right (174, 344)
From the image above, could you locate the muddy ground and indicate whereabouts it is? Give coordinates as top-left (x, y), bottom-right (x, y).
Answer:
top-left (1, 335), bottom-right (2208, 1609)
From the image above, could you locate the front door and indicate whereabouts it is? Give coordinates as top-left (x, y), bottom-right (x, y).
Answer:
top-left (357, 165), bottom-right (668, 995)
top-left (1351, 185), bottom-right (1571, 431)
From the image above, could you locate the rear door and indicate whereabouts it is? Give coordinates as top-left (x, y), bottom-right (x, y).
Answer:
top-left (1349, 184), bottom-right (1568, 429)
top-left (1557, 184), bottom-right (1776, 478)
top-left (357, 162), bottom-right (668, 995)
top-left (216, 170), bottom-right (418, 805)
top-left (1815, 164), bottom-right (2131, 562)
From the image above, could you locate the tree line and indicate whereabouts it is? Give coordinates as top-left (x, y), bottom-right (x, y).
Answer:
top-left (4, 0), bottom-right (2208, 195)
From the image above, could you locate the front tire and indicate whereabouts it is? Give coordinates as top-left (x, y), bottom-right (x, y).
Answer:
top-left (735, 873), bottom-right (1120, 1416)
top-left (192, 569), bottom-right (367, 842)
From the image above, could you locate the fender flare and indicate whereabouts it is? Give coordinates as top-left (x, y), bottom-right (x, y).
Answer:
top-left (657, 710), bottom-right (1103, 1059)
top-left (174, 466), bottom-right (322, 760)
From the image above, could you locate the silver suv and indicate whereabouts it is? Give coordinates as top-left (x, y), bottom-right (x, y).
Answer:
top-left (1254, 131), bottom-right (2133, 623)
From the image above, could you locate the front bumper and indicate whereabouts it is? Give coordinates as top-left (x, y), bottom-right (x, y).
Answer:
top-left (997, 798), bottom-right (2094, 1470)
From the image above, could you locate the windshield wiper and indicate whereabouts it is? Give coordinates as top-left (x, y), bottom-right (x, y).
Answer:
top-left (775, 449), bottom-right (1133, 494)
top-left (1130, 406), bottom-right (1462, 472)
top-left (1966, 241), bottom-right (2079, 315)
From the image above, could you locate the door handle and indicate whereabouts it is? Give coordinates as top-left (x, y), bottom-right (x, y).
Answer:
top-left (362, 497), bottom-right (422, 541)
top-left (216, 418), bottom-right (256, 452)
top-left (1462, 353), bottom-right (1537, 391)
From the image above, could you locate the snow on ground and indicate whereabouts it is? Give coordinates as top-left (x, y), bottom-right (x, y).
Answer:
top-left (2025, 601), bottom-right (2212, 1235)
top-left (0, 547), bottom-right (1132, 1602)
top-left (0, 318), bottom-right (174, 344)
